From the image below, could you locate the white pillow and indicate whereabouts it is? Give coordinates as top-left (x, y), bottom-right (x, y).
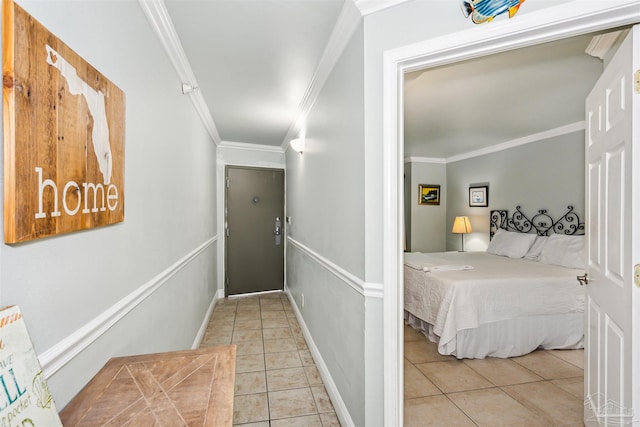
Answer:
top-left (524, 236), bottom-right (548, 261)
top-left (538, 234), bottom-right (585, 269)
top-left (487, 229), bottom-right (537, 258)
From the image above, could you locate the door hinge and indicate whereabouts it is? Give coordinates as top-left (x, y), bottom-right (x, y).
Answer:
top-left (635, 69), bottom-right (640, 94)
top-left (226, 177), bottom-right (230, 188)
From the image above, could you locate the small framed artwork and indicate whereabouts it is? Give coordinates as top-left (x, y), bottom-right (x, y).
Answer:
top-left (469, 186), bottom-right (489, 207)
top-left (419, 184), bottom-right (440, 205)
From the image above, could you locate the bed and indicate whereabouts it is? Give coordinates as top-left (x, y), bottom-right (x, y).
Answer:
top-left (404, 206), bottom-right (586, 359)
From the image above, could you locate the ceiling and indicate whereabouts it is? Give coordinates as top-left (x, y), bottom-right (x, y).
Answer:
top-left (403, 33), bottom-right (604, 159)
top-left (163, 0), bottom-right (345, 147)
top-left (156, 1), bottom-right (608, 156)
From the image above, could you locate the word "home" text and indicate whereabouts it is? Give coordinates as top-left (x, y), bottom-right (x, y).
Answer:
top-left (34, 167), bottom-right (119, 218)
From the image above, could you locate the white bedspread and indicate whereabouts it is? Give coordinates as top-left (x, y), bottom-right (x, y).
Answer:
top-left (404, 252), bottom-right (585, 352)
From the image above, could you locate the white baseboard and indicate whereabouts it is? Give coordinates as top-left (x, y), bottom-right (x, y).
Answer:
top-left (192, 292), bottom-right (219, 349)
top-left (285, 291), bottom-right (355, 427)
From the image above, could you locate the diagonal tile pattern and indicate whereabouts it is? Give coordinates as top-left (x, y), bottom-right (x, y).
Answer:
top-left (201, 292), bottom-right (341, 426)
top-left (403, 322), bottom-right (585, 427)
top-left (60, 347), bottom-right (237, 426)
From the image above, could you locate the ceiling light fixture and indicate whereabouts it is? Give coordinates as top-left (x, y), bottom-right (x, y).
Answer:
top-left (290, 137), bottom-right (305, 154)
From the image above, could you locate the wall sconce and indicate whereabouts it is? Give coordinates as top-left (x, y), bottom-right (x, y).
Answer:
top-left (452, 216), bottom-right (472, 252)
top-left (290, 137), bottom-right (305, 154)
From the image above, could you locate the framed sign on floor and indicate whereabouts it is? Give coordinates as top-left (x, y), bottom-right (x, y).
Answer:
top-left (0, 305), bottom-right (63, 426)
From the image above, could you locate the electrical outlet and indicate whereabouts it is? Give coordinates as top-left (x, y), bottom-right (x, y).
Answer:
top-left (301, 293), bottom-right (305, 307)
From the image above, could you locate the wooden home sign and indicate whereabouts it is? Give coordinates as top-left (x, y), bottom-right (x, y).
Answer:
top-left (3, 0), bottom-right (125, 243)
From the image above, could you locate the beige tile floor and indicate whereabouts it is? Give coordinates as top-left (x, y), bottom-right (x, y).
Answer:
top-left (200, 292), bottom-right (341, 427)
top-left (404, 322), bottom-right (585, 427)
top-left (202, 292), bottom-right (584, 426)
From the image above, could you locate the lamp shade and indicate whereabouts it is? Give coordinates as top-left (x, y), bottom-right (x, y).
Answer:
top-left (452, 216), bottom-right (472, 234)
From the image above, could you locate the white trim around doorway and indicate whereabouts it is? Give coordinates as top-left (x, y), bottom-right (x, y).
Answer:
top-left (382, 2), bottom-right (640, 425)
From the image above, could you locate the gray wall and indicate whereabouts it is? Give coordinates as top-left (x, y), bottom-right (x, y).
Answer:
top-left (285, 23), bottom-right (367, 426)
top-left (403, 132), bottom-right (584, 254)
top-left (407, 162), bottom-right (447, 252)
top-left (404, 163), bottom-right (412, 250)
top-left (446, 132), bottom-right (585, 251)
top-left (1, 1), bottom-right (218, 408)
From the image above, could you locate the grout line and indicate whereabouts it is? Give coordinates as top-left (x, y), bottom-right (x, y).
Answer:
top-left (403, 324), bottom-right (584, 427)
top-left (546, 349), bottom-right (585, 370)
top-left (219, 292), bottom-right (340, 426)
top-left (442, 392), bottom-right (481, 427)
top-left (499, 381), bottom-right (560, 426)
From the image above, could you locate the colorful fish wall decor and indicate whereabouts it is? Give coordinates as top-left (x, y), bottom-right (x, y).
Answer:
top-left (461, 0), bottom-right (526, 24)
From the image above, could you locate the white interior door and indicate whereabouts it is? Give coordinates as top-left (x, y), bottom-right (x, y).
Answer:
top-left (584, 26), bottom-right (639, 426)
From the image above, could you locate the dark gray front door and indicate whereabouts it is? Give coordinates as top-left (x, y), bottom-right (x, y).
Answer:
top-left (225, 166), bottom-right (284, 296)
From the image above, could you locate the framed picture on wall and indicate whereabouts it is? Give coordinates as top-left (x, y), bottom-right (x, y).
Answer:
top-left (419, 184), bottom-right (440, 205)
top-left (469, 186), bottom-right (489, 207)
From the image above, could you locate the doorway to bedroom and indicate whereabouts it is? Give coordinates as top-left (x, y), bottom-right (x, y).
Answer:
top-left (401, 33), bottom-right (596, 426)
top-left (390, 9), bottom-right (640, 425)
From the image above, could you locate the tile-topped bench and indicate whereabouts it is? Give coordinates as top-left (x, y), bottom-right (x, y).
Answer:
top-left (60, 345), bottom-right (236, 426)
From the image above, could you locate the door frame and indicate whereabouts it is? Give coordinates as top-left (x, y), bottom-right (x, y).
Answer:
top-left (222, 164), bottom-right (287, 298)
top-left (215, 145), bottom-right (286, 300)
top-left (224, 165), bottom-right (285, 297)
top-left (381, 2), bottom-right (640, 425)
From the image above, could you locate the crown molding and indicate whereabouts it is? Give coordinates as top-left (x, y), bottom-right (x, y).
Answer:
top-left (405, 122), bottom-right (584, 165)
top-left (139, 0), bottom-right (221, 145)
top-left (446, 121), bottom-right (584, 163)
top-left (585, 29), bottom-right (624, 60)
top-left (280, 0), bottom-right (362, 151)
top-left (404, 156), bottom-right (446, 164)
top-left (353, 0), bottom-right (410, 16)
top-left (220, 140), bottom-right (284, 154)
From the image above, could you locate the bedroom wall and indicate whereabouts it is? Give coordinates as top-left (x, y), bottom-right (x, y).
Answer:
top-left (404, 162), bottom-right (411, 250)
top-left (445, 131), bottom-right (586, 251)
top-left (285, 22), bottom-right (367, 426)
top-left (1, 0), bottom-right (218, 409)
top-left (406, 161), bottom-right (447, 252)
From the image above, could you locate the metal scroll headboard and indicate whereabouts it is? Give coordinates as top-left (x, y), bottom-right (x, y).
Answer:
top-left (490, 205), bottom-right (585, 240)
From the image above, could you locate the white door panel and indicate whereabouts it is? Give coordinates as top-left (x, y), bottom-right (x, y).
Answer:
top-left (584, 26), bottom-right (639, 426)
